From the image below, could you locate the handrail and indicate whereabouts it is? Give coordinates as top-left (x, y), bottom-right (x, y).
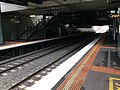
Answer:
top-left (15, 16), bottom-right (53, 40)
top-left (27, 16), bottom-right (53, 39)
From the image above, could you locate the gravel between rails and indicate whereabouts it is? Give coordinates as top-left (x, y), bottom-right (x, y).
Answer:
top-left (0, 40), bottom-right (77, 74)
top-left (0, 39), bottom-right (83, 90)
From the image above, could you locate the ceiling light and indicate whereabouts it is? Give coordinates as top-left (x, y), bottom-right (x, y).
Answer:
top-left (30, 15), bottom-right (36, 17)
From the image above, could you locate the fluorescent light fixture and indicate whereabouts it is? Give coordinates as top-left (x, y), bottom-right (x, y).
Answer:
top-left (110, 10), bottom-right (115, 13)
top-left (65, 24), bottom-right (69, 27)
top-left (30, 15), bottom-right (36, 17)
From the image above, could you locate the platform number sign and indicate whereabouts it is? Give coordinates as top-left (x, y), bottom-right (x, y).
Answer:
top-left (109, 77), bottom-right (120, 90)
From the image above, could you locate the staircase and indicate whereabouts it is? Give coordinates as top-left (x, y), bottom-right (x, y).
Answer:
top-left (29, 16), bottom-right (62, 40)
top-left (15, 16), bottom-right (52, 40)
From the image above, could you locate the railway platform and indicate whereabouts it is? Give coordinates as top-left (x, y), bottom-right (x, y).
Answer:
top-left (0, 35), bottom-right (81, 61)
top-left (56, 34), bottom-right (119, 90)
top-left (27, 34), bottom-right (119, 90)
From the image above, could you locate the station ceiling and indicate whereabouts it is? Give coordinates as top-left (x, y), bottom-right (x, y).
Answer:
top-left (1, 0), bottom-right (120, 26)
top-left (1, 0), bottom-right (120, 14)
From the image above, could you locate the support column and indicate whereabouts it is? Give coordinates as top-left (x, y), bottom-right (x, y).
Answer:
top-left (59, 24), bottom-right (62, 36)
top-left (43, 15), bottom-right (46, 23)
top-left (115, 10), bottom-right (119, 41)
top-left (43, 27), bottom-right (46, 38)
top-left (0, 4), bottom-right (3, 45)
top-left (43, 15), bottom-right (46, 38)
top-left (113, 18), bottom-right (116, 40)
top-left (117, 8), bottom-right (120, 58)
top-left (59, 28), bottom-right (61, 36)
top-left (113, 10), bottom-right (118, 40)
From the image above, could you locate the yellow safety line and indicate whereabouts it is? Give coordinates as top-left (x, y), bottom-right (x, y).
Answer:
top-left (62, 44), bottom-right (100, 90)
top-left (109, 77), bottom-right (120, 90)
top-left (109, 77), bottom-right (114, 90)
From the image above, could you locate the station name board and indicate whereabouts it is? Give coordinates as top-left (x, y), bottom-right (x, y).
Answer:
top-left (111, 14), bottom-right (120, 18)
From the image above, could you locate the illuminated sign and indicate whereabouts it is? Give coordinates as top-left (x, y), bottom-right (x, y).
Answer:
top-left (111, 14), bottom-right (120, 18)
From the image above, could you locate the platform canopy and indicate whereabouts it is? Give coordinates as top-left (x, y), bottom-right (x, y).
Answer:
top-left (0, 0), bottom-right (46, 6)
top-left (0, 0), bottom-right (28, 6)
top-left (1, 0), bottom-right (120, 27)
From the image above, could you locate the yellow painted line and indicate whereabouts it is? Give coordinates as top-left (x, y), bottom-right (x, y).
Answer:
top-left (62, 43), bottom-right (101, 90)
top-left (109, 77), bottom-right (114, 90)
top-left (109, 77), bottom-right (120, 90)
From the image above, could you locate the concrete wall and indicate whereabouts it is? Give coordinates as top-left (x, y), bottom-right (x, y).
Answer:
top-left (2, 18), bottom-right (20, 40)
top-left (0, 6), bottom-right (3, 44)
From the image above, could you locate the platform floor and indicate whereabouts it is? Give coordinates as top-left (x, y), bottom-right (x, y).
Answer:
top-left (56, 34), bottom-right (120, 90)
top-left (1, 41), bottom-right (23, 46)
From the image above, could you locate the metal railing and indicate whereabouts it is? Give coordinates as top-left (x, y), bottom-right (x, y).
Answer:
top-left (12, 16), bottom-right (53, 40)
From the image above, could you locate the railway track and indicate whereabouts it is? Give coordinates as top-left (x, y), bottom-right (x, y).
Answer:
top-left (0, 35), bottom-right (97, 90)
top-left (11, 44), bottom-right (81, 90)
top-left (0, 40), bottom-right (76, 74)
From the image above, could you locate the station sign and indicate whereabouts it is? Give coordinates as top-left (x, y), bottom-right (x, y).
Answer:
top-left (111, 14), bottom-right (120, 18)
